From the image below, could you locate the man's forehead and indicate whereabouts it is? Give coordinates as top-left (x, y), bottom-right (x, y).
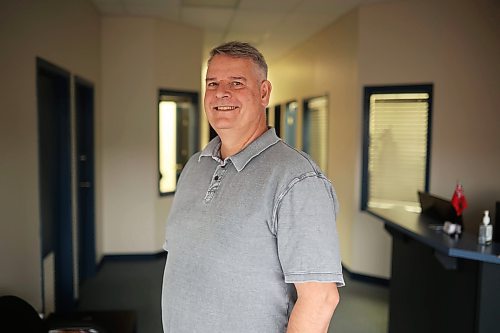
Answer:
top-left (206, 55), bottom-right (263, 79)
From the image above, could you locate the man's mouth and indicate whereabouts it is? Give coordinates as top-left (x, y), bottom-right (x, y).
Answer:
top-left (214, 106), bottom-right (238, 111)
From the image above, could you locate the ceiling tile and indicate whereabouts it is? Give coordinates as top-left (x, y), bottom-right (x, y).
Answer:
top-left (181, 7), bottom-right (234, 31)
top-left (182, 0), bottom-right (239, 8)
top-left (238, 0), bottom-right (302, 11)
top-left (228, 10), bottom-right (282, 35)
top-left (90, 0), bottom-right (126, 15)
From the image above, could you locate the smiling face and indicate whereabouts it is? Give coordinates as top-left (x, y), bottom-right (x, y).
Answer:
top-left (204, 55), bottom-right (271, 138)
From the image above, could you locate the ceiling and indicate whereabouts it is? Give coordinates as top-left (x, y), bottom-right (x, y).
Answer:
top-left (90, 0), bottom-right (387, 61)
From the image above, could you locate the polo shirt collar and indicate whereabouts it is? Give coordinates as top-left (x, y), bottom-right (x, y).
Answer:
top-left (198, 128), bottom-right (280, 172)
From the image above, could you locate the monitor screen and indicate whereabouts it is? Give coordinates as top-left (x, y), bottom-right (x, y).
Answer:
top-left (418, 191), bottom-right (457, 223)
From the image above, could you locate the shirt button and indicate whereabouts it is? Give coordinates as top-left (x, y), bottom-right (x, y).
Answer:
top-left (214, 175), bottom-right (219, 180)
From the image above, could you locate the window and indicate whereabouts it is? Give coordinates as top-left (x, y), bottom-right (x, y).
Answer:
top-left (303, 95), bottom-right (328, 171)
top-left (158, 90), bottom-right (199, 195)
top-left (284, 101), bottom-right (298, 147)
top-left (267, 104), bottom-right (282, 138)
top-left (361, 85), bottom-right (432, 212)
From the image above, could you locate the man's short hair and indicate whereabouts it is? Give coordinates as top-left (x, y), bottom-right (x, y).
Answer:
top-left (208, 41), bottom-right (268, 78)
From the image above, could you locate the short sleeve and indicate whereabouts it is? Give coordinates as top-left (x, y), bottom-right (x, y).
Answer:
top-left (275, 174), bottom-right (344, 287)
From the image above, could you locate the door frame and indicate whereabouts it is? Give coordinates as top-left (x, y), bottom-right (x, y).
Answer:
top-left (36, 57), bottom-right (74, 312)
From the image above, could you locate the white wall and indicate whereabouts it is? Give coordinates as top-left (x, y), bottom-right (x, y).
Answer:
top-left (101, 17), bottom-right (202, 254)
top-left (0, 0), bottom-right (101, 310)
top-left (270, 0), bottom-right (500, 278)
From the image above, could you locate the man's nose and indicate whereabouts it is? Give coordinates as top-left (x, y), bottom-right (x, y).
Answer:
top-left (215, 82), bottom-right (230, 99)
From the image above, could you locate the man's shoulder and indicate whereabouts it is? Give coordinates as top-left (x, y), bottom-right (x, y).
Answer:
top-left (265, 140), bottom-right (323, 175)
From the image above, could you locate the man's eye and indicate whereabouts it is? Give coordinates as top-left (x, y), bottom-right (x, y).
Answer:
top-left (207, 82), bottom-right (218, 88)
top-left (231, 81), bottom-right (243, 87)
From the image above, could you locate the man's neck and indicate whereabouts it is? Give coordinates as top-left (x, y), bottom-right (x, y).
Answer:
top-left (218, 124), bottom-right (268, 159)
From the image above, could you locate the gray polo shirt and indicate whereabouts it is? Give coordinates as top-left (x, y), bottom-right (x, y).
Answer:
top-left (162, 128), bottom-right (344, 333)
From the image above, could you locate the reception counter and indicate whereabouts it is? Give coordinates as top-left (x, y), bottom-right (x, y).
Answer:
top-left (369, 208), bottom-right (500, 333)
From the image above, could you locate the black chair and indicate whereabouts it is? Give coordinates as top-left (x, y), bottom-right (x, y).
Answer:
top-left (0, 295), bottom-right (46, 332)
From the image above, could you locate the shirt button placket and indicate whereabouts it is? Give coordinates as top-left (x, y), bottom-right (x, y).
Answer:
top-left (204, 164), bottom-right (226, 203)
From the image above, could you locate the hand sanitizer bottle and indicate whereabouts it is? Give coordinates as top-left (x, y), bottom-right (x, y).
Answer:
top-left (478, 210), bottom-right (493, 245)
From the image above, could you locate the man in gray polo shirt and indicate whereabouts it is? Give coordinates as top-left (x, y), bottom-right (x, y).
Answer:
top-left (162, 41), bottom-right (344, 333)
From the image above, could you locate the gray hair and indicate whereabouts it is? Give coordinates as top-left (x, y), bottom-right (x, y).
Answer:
top-left (208, 41), bottom-right (268, 78)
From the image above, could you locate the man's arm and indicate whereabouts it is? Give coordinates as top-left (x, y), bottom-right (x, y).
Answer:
top-left (287, 282), bottom-right (339, 333)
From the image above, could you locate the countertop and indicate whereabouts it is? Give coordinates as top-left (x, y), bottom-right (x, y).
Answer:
top-left (368, 207), bottom-right (500, 264)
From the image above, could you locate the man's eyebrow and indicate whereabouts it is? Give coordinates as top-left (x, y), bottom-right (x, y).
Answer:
top-left (205, 76), bottom-right (247, 82)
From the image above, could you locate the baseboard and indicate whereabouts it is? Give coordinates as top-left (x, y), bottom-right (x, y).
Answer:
top-left (343, 265), bottom-right (390, 287)
top-left (97, 251), bottom-right (167, 271)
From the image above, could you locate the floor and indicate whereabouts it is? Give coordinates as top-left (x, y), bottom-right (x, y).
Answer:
top-left (77, 254), bottom-right (389, 333)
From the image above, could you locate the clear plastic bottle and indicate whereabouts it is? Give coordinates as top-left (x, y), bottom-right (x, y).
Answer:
top-left (478, 210), bottom-right (493, 245)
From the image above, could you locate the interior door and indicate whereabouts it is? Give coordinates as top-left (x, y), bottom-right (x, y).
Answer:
top-left (75, 77), bottom-right (96, 284)
top-left (37, 58), bottom-right (74, 311)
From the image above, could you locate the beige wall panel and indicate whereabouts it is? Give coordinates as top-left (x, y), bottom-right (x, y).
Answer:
top-left (0, 0), bottom-right (100, 311)
top-left (154, 20), bottom-right (202, 250)
top-left (269, 10), bottom-right (361, 272)
top-left (101, 17), bottom-right (158, 253)
top-left (101, 17), bottom-right (202, 253)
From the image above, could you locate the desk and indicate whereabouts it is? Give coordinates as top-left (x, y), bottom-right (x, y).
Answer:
top-left (369, 208), bottom-right (500, 333)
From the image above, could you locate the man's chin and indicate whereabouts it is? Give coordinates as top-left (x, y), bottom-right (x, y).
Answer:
top-left (209, 121), bottom-right (235, 131)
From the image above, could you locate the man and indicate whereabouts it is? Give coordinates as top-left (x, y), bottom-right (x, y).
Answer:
top-left (162, 41), bottom-right (344, 333)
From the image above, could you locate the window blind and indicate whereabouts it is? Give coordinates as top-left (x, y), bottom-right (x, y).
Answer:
top-left (304, 97), bottom-right (328, 171)
top-left (367, 93), bottom-right (429, 211)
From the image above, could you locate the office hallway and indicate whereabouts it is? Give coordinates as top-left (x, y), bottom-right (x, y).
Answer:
top-left (77, 254), bottom-right (388, 333)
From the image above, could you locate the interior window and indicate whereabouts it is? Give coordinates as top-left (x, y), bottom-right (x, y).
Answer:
top-left (303, 95), bottom-right (328, 171)
top-left (284, 101), bottom-right (298, 147)
top-left (158, 90), bottom-right (199, 195)
top-left (361, 85), bottom-right (433, 212)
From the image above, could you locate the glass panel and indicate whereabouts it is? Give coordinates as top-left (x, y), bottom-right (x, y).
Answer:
top-left (284, 101), bottom-right (298, 147)
top-left (159, 101), bottom-right (177, 194)
top-left (266, 104), bottom-right (282, 138)
top-left (367, 92), bottom-right (430, 212)
top-left (303, 96), bottom-right (328, 171)
top-left (158, 91), bottom-right (199, 195)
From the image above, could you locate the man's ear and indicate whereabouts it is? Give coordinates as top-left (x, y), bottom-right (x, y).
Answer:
top-left (260, 80), bottom-right (272, 106)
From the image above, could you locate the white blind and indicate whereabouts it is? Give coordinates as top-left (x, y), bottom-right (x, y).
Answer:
top-left (368, 93), bottom-right (429, 210)
top-left (306, 97), bottom-right (328, 171)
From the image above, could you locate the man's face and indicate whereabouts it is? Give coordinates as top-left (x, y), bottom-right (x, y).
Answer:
top-left (204, 55), bottom-right (271, 135)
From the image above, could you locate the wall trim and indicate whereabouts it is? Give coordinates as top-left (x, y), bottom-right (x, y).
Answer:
top-left (97, 251), bottom-right (167, 271)
top-left (343, 264), bottom-right (390, 287)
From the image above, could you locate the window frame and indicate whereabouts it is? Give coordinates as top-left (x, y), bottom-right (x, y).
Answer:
top-left (361, 84), bottom-right (433, 211)
top-left (158, 89), bottom-right (199, 196)
top-left (302, 94), bottom-right (329, 172)
top-left (284, 100), bottom-right (298, 147)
